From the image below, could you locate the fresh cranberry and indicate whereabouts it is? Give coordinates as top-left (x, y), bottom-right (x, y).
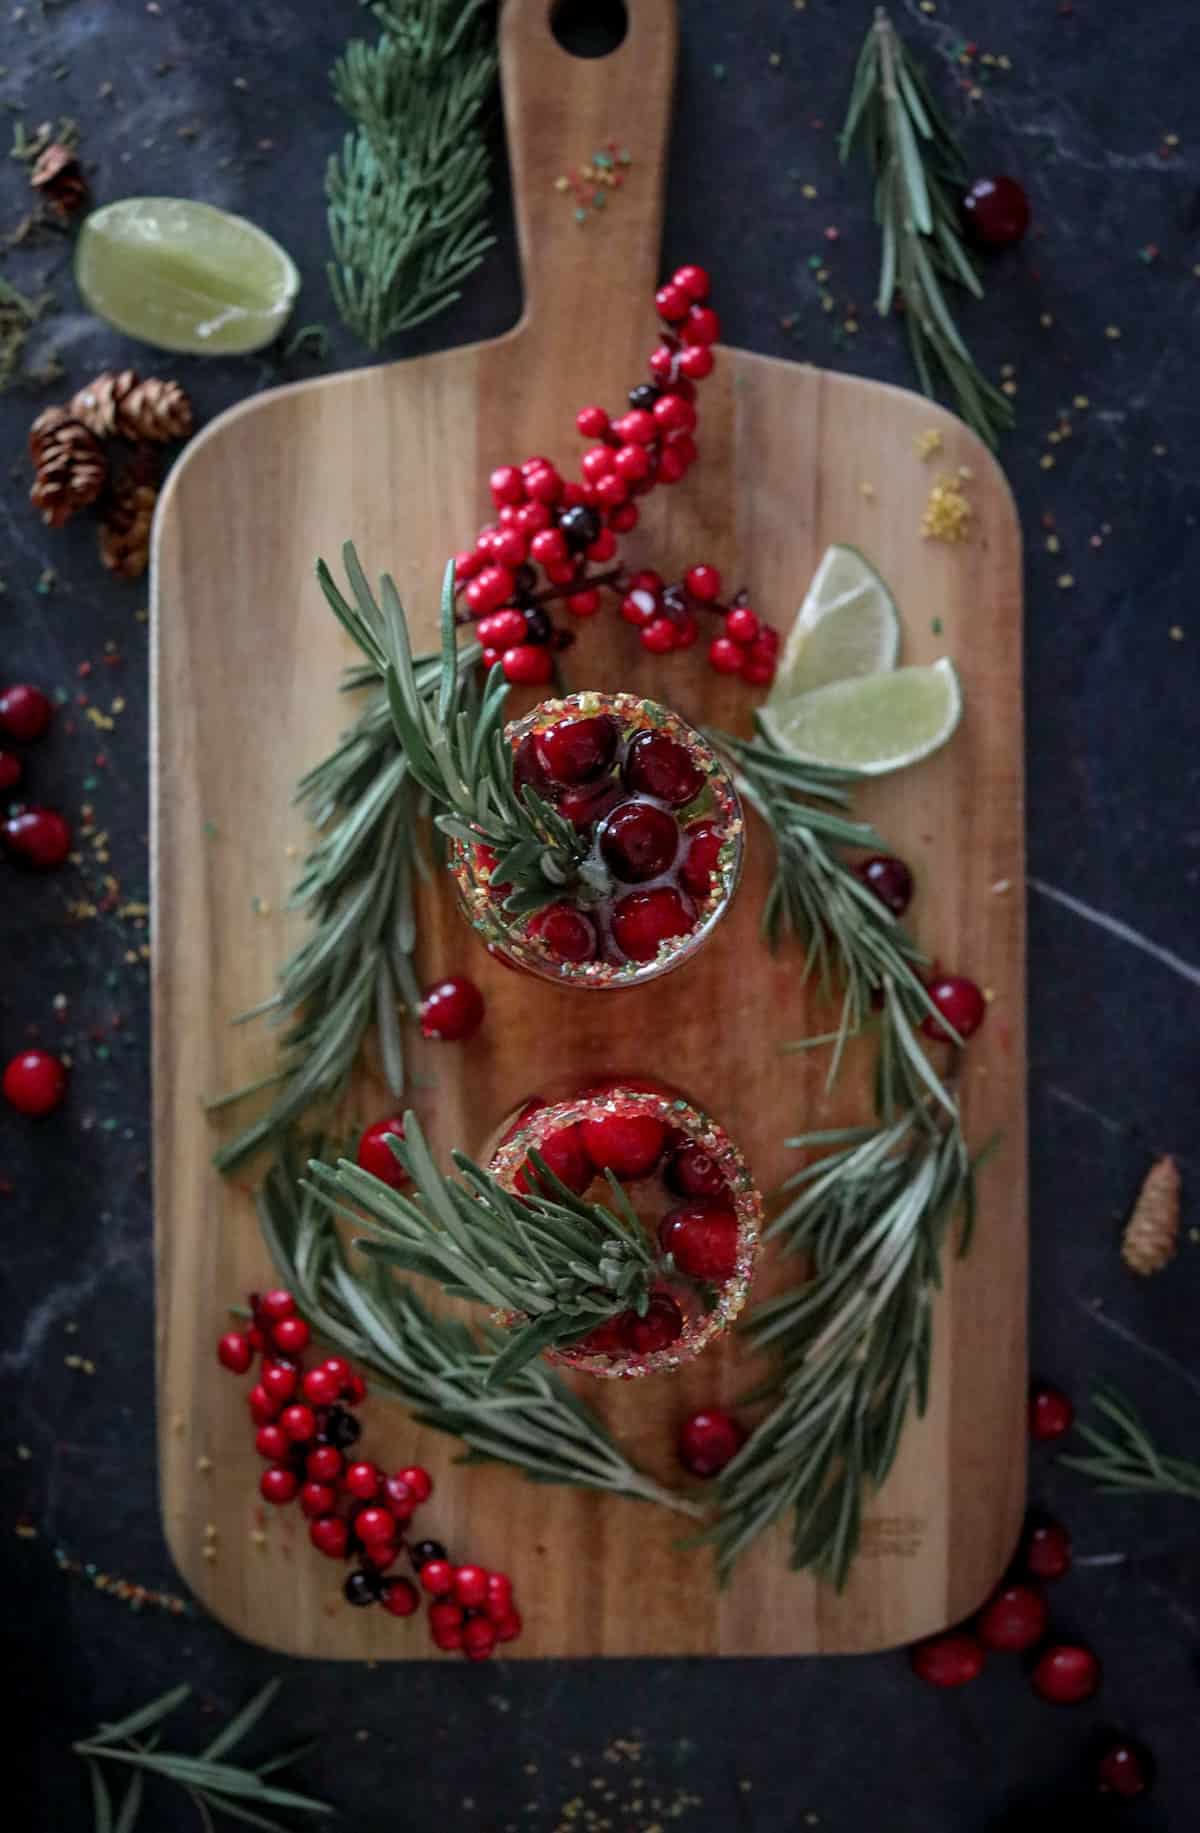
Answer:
top-left (397, 1465), bottom-right (432, 1503)
top-left (420, 975), bottom-right (485, 1042)
top-left (217, 1330), bottom-right (253, 1374)
top-left (494, 1608), bottom-right (523, 1643)
top-left (659, 1201), bottom-right (739, 1283)
top-left (600, 801), bottom-right (679, 884)
top-left (454, 1564), bottom-right (489, 1607)
top-left (655, 282), bottom-right (690, 321)
top-left (301, 1480), bottom-right (338, 1518)
top-left (253, 1424), bottom-right (288, 1461)
top-left (280, 1403), bottom-right (317, 1442)
top-left (2, 806), bottom-right (72, 869)
top-left (489, 464), bottom-right (525, 507)
top-left (477, 607), bottom-right (527, 650)
top-left (682, 305), bottom-right (720, 346)
top-left (260, 1466), bottom-right (299, 1506)
top-left (920, 974), bottom-right (986, 1042)
top-left (0, 684), bottom-right (53, 743)
top-left (708, 636), bottom-right (744, 676)
top-left (725, 607), bottom-right (760, 645)
top-left (261, 1360), bottom-right (299, 1403)
top-left (1029, 1383), bottom-right (1075, 1442)
top-left (271, 1315), bottom-right (310, 1355)
top-left (622, 731), bottom-right (704, 807)
top-left (516, 1120), bottom-right (593, 1196)
top-left (574, 1314), bottom-right (628, 1356)
top-left (2, 1048), bottom-right (67, 1116)
top-left (353, 1505), bottom-right (394, 1545)
top-left (975, 1582), bottom-right (1049, 1652)
top-left (567, 588), bottom-right (601, 616)
top-left (678, 1407), bottom-right (745, 1477)
top-left (678, 343), bottom-right (714, 379)
top-left (502, 645), bottom-right (554, 686)
top-left (527, 900), bottom-right (597, 964)
top-left (580, 1110), bottom-right (667, 1181)
top-left (464, 564), bottom-right (515, 616)
top-left (611, 886), bottom-right (695, 962)
top-left (258, 1290), bottom-right (295, 1321)
top-left (307, 1446), bottom-right (343, 1483)
top-left (621, 587), bottom-right (659, 628)
top-left (381, 1576), bottom-right (420, 1617)
top-left (428, 1599), bottom-right (464, 1648)
top-left (685, 563), bottom-right (721, 602)
top-left (679, 821), bottom-right (724, 898)
top-left (344, 1460), bottom-right (381, 1500)
top-left (462, 1616), bottom-right (497, 1661)
top-left (673, 263), bottom-right (710, 300)
top-left (575, 404), bottom-right (609, 438)
top-left (247, 1384), bottom-right (280, 1426)
top-left (419, 1558), bottom-right (456, 1597)
top-left (484, 1571), bottom-right (513, 1618)
top-left (1096, 1738), bottom-right (1153, 1797)
top-left (310, 1515), bottom-right (350, 1559)
top-left (356, 1115), bottom-right (408, 1187)
top-left (302, 1366), bottom-right (341, 1406)
top-left (665, 1141), bottom-right (728, 1200)
top-left (622, 1291), bottom-right (684, 1354)
top-left (1031, 1643), bottom-right (1101, 1704)
top-left (909, 1631), bottom-right (986, 1687)
top-left (640, 617), bottom-right (679, 655)
top-left (0, 751), bottom-right (22, 791)
top-left (962, 175), bottom-right (1030, 248)
top-left (556, 776), bottom-right (623, 829)
top-left (858, 855), bottom-right (914, 917)
top-left (1020, 1515), bottom-right (1072, 1581)
top-left (513, 731), bottom-right (554, 800)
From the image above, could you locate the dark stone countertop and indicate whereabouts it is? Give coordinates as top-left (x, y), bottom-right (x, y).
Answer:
top-left (4, 2), bottom-right (1197, 1828)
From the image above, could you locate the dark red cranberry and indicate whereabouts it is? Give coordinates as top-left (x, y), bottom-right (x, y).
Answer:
top-left (419, 1558), bottom-right (456, 1597)
top-left (559, 504), bottom-right (602, 550)
top-left (381, 1576), bottom-right (420, 1617)
top-left (395, 1465), bottom-right (430, 1502)
top-left (1020, 1515), bottom-right (1072, 1581)
top-left (659, 1201), bottom-right (739, 1283)
top-left (611, 886), bottom-right (695, 962)
top-left (302, 1366), bottom-right (341, 1406)
top-left (920, 975), bottom-right (986, 1042)
top-left (420, 975), bottom-right (485, 1042)
top-left (307, 1445), bottom-right (344, 1483)
top-left (356, 1115), bottom-right (408, 1187)
top-left (516, 1120), bottom-right (593, 1196)
top-left (0, 684), bottom-right (53, 743)
top-left (300, 1480), bottom-right (338, 1518)
top-left (534, 713), bottom-right (619, 785)
top-left (679, 821), bottom-right (724, 898)
top-left (321, 1405), bottom-right (362, 1450)
top-left (573, 1313), bottom-right (628, 1356)
top-left (2, 1048), bottom-right (67, 1116)
top-left (512, 732), bottom-right (554, 799)
top-left (2, 806), bottom-right (71, 869)
top-left (1029, 1383), bottom-right (1075, 1442)
top-left (1031, 1643), bottom-right (1101, 1704)
top-left (665, 1141), bottom-right (728, 1200)
top-left (621, 1291), bottom-right (684, 1354)
top-left (556, 776), bottom-right (624, 829)
top-left (217, 1330), bottom-right (253, 1374)
top-left (409, 1538), bottom-right (447, 1570)
top-left (622, 730), bottom-right (704, 806)
top-left (310, 1515), bottom-right (350, 1559)
top-left (975, 1582), bottom-right (1049, 1652)
top-left (271, 1315), bottom-right (310, 1355)
top-left (909, 1632), bottom-right (986, 1688)
top-left (678, 1407), bottom-right (745, 1477)
top-left (600, 801), bottom-right (679, 883)
top-left (579, 1110), bottom-right (667, 1181)
top-left (463, 1616), bottom-right (497, 1661)
top-left (527, 900), bottom-right (597, 964)
top-left (0, 751), bottom-right (22, 792)
top-left (857, 854), bottom-right (913, 917)
top-left (343, 1569), bottom-right (380, 1607)
top-left (260, 1465), bottom-right (299, 1506)
top-left (1096, 1737), bottom-right (1153, 1797)
top-left (962, 175), bottom-right (1030, 248)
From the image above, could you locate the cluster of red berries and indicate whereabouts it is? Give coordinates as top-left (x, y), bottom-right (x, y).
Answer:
top-left (217, 1286), bottom-right (522, 1659)
top-left (452, 267), bottom-right (780, 688)
top-left (854, 853), bottom-right (987, 1042)
top-left (0, 683), bottom-right (72, 871)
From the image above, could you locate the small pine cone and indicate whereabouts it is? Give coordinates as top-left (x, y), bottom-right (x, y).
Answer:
top-left (117, 375), bottom-right (194, 444)
top-left (99, 468), bottom-right (159, 580)
top-left (70, 369), bottom-right (140, 440)
top-left (29, 406), bottom-right (107, 527)
top-left (1121, 1155), bottom-right (1181, 1277)
top-left (30, 142), bottom-right (88, 218)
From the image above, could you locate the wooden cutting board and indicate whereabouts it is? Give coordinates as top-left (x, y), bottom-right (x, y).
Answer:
top-left (153, 0), bottom-right (1025, 1659)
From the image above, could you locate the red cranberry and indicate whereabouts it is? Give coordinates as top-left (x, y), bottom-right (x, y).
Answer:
top-left (920, 974), bottom-right (986, 1042)
top-left (574, 1314), bottom-right (627, 1356)
top-left (1020, 1515), bottom-right (1072, 1581)
top-left (247, 1384), bottom-right (279, 1426)
top-left (217, 1330), bottom-right (253, 1374)
top-left (622, 731), bottom-right (704, 806)
top-left (344, 1460), bottom-right (381, 1500)
top-left (556, 776), bottom-right (624, 829)
top-left (611, 886), bottom-right (695, 962)
top-left (579, 1111), bottom-right (667, 1181)
top-left (382, 1475), bottom-right (415, 1520)
top-left (659, 1201), bottom-right (739, 1283)
top-left (1096, 1738), bottom-right (1153, 1797)
top-left (684, 563), bottom-right (721, 601)
top-left (962, 175), bottom-right (1030, 248)
top-left (307, 1445), bottom-right (344, 1483)
top-left (622, 1292), bottom-right (684, 1354)
top-left (454, 1564), bottom-right (489, 1607)
top-left (261, 1360), bottom-right (299, 1403)
top-left (641, 616), bottom-right (680, 656)
top-left (428, 1599), bottom-right (464, 1648)
top-left (708, 636), bottom-right (744, 676)
top-left (485, 1571), bottom-right (513, 1618)
top-left (679, 821), bottom-right (724, 898)
top-left (420, 975), bottom-right (485, 1042)
top-left (516, 1120), bottom-right (593, 1196)
top-left (356, 1115), bottom-right (408, 1188)
top-left (1029, 1383), bottom-right (1075, 1442)
top-left (575, 404), bottom-right (609, 438)
top-left (621, 586), bottom-right (659, 627)
top-left (858, 854), bottom-right (913, 917)
top-left (527, 900), bottom-right (597, 964)
top-left (301, 1480), bottom-right (338, 1518)
top-left (682, 305), bottom-right (720, 346)
top-left (381, 1576), bottom-right (420, 1617)
top-left (673, 264), bottom-right (710, 301)
top-left (397, 1464), bottom-right (432, 1504)
top-left (1031, 1643), bottom-right (1101, 1704)
top-left (280, 1403), bottom-right (317, 1441)
top-left (2, 1048), bottom-right (67, 1116)
top-left (255, 1424), bottom-right (289, 1461)
top-left (477, 607), bottom-right (527, 651)
top-left (600, 801), bottom-right (679, 884)
top-left (513, 731), bottom-right (554, 799)
top-left (725, 606), bottom-right (760, 645)
top-left (352, 1505), bottom-right (394, 1544)
top-left (271, 1315), bottom-right (310, 1355)
top-left (494, 1608), bottom-right (523, 1643)
top-left (0, 751), bottom-right (22, 791)
top-left (678, 343), bottom-right (713, 380)
top-left (678, 1407), bottom-right (745, 1477)
top-left (310, 1515), bottom-right (350, 1559)
top-left (665, 1141), bottom-right (728, 1200)
top-left (975, 1582), bottom-right (1049, 1652)
top-left (0, 684), bottom-right (53, 743)
top-left (909, 1631), bottom-right (986, 1688)
top-left (502, 645), bottom-right (554, 686)
top-left (419, 1558), bottom-right (456, 1597)
top-left (258, 1290), bottom-right (295, 1321)
top-left (463, 1616), bottom-right (497, 1661)
top-left (260, 1466), bottom-right (299, 1506)
top-left (2, 806), bottom-right (71, 869)
top-left (302, 1366), bottom-right (341, 1406)
top-left (361, 1537), bottom-right (400, 1571)
top-left (490, 464), bottom-right (525, 507)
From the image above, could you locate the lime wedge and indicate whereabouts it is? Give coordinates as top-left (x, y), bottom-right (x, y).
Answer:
top-left (770, 544), bottom-right (901, 704)
top-left (75, 198), bottom-right (299, 355)
top-left (759, 660), bottom-right (962, 775)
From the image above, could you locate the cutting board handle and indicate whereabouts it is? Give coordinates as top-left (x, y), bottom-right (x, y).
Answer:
top-left (501, 0), bottom-right (677, 339)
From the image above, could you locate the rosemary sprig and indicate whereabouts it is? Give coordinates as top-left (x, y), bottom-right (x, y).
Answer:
top-left (305, 1111), bottom-right (660, 1383)
top-left (840, 8), bottom-right (1014, 448)
top-left (259, 1136), bottom-right (699, 1517)
top-left (75, 1680), bottom-right (330, 1832)
top-left (1060, 1385), bottom-right (1200, 1501)
top-left (327, 0), bottom-right (497, 349)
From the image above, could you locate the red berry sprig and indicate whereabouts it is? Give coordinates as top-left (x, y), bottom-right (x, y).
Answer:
top-left (216, 1286), bottom-right (522, 1659)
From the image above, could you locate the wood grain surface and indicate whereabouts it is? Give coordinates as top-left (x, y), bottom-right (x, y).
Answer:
top-left (152, 0), bottom-right (1026, 1658)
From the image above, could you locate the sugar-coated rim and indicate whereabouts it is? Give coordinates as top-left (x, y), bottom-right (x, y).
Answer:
top-left (487, 1085), bottom-right (763, 1379)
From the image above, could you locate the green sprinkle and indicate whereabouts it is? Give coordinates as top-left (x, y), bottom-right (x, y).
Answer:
top-left (83, 777), bottom-right (97, 791)
top-left (101, 1117), bottom-right (118, 1132)
top-left (712, 62), bottom-right (727, 79)
top-left (593, 150), bottom-right (613, 169)
top-left (618, 148), bottom-right (632, 165)
top-left (932, 617), bottom-right (943, 634)
top-left (808, 254), bottom-right (822, 270)
top-left (592, 191), bottom-right (606, 209)
top-left (94, 1045), bottom-right (110, 1061)
top-left (574, 207), bottom-right (587, 223)
top-left (203, 820), bottom-right (218, 839)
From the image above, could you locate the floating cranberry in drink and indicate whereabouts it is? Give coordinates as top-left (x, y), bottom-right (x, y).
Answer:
top-left (451, 693), bottom-right (744, 987)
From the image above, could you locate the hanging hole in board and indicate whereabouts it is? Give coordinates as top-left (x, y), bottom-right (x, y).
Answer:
top-left (550, 0), bottom-right (628, 59)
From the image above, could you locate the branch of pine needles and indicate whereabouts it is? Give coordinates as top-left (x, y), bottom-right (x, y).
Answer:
top-left (75, 1681), bottom-right (331, 1832)
top-left (1060, 1385), bottom-right (1200, 1501)
top-left (258, 1134), bottom-right (701, 1517)
top-left (840, 8), bottom-right (1013, 448)
top-left (305, 1111), bottom-right (660, 1383)
top-left (327, 0), bottom-right (497, 349)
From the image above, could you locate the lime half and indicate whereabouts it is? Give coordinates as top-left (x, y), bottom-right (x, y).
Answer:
top-left (76, 197), bottom-right (299, 355)
top-left (769, 543), bottom-right (901, 704)
top-left (759, 660), bottom-right (962, 775)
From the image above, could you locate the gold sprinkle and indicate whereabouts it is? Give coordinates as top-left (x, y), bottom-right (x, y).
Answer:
top-left (251, 1529), bottom-right (268, 1548)
top-left (1045, 535), bottom-right (1060, 553)
top-left (1039, 454), bottom-right (1055, 470)
top-left (16, 1523), bottom-right (38, 1540)
top-left (196, 1455), bottom-right (213, 1473)
top-left (844, 317), bottom-right (859, 334)
top-left (1001, 380), bottom-right (1017, 397)
top-left (1105, 324), bottom-right (1122, 340)
top-left (768, 50), bottom-right (783, 67)
top-left (802, 184), bottom-right (817, 199)
top-left (1073, 394), bottom-right (1090, 409)
top-left (914, 428), bottom-right (943, 461)
top-left (202, 1546), bottom-right (217, 1562)
top-left (859, 480), bottom-right (875, 498)
top-left (554, 175), bottom-right (569, 192)
top-left (1163, 132), bottom-right (1180, 148)
top-left (17, 1445), bottom-right (31, 1460)
top-left (1039, 312), bottom-right (1054, 328)
top-left (1169, 625), bottom-right (1184, 641)
top-left (920, 474), bottom-right (972, 544)
top-left (1057, 573), bottom-right (1075, 590)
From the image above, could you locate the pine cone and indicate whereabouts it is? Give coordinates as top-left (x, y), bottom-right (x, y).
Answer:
top-left (30, 142), bottom-right (88, 218)
top-left (70, 369), bottom-right (139, 440)
top-left (29, 406), bottom-right (107, 527)
top-left (1121, 1155), bottom-right (1180, 1276)
top-left (99, 463), bottom-right (159, 580)
top-left (118, 375), bottom-right (194, 444)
